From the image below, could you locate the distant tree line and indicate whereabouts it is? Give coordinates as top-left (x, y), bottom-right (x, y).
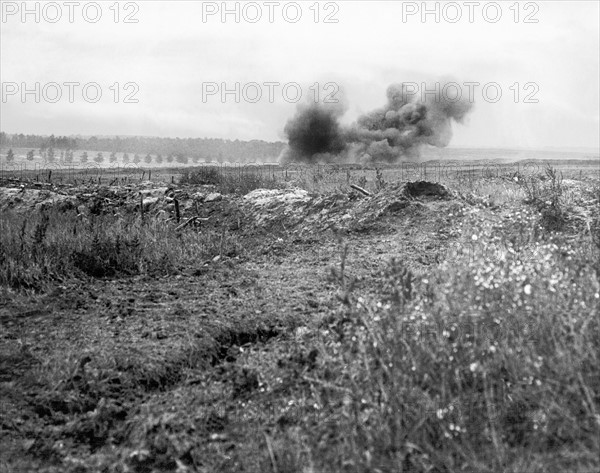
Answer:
top-left (0, 132), bottom-right (285, 163)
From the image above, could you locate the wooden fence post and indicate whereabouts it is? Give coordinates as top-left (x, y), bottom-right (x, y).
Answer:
top-left (174, 198), bottom-right (181, 223)
top-left (140, 193), bottom-right (144, 223)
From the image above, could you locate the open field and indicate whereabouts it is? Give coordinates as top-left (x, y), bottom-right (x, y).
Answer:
top-left (1, 157), bottom-right (599, 191)
top-left (1, 161), bottom-right (599, 472)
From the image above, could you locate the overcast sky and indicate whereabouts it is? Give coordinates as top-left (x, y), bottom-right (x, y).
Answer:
top-left (1, 1), bottom-right (599, 149)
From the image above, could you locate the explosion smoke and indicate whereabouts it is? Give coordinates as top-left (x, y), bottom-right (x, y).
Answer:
top-left (280, 82), bottom-right (473, 163)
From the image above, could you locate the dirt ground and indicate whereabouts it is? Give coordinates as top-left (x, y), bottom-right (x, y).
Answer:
top-left (1, 169), bottom-right (599, 472)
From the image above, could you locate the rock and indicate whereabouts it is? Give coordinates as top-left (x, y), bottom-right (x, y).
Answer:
top-left (294, 326), bottom-right (309, 338)
top-left (139, 187), bottom-right (168, 198)
top-left (128, 449), bottom-right (152, 465)
top-left (244, 188), bottom-right (309, 206)
top-left (205, 192), bottom-right (222, 202)
top-left (142, 197), bottom-right (159, 209)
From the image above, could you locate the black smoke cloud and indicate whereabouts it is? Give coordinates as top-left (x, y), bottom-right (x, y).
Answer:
top-left (279, 82), bottom-right (473, 163)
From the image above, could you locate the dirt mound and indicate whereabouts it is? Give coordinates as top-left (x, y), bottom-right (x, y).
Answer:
top-left (0, 182), bottom-right (221, 221)
top-left (0, 186), bottom-right (77, 212)
top-left (240, 181), bottom-right (444, 235)
top-left (0, 180), bottom-right (453, 236)
top-left (402, 181), bottom-right (452, 199)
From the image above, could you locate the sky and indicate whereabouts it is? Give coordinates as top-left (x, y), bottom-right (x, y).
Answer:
top-left (1, 0), bottom-right (599, 150)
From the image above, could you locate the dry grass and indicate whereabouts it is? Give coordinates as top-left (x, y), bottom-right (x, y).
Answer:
top-left (179, 166), bottom-right (283, 194)
top-left (261, 172), bottom-right (600, 473)
top-left (291, 237), bottom-right (599, 472)
top-left (0, 208), bottom-right (244, 290)
top-left (1, 163), bottom-right (598, 472)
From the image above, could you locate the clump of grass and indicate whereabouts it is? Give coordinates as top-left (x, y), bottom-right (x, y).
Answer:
top-left (520, 165), bottom-right (567, 231)
top-left (0, 208), bottom-right (244, 290)
top-left (356, 175), bottom-right (368, 191)
top-left (180, 167), bottom-right (281, 195)
top-left (583, 182), bottom-right (600, 250)
top-left (375, 167), bottom-right (387, 192)
top-left (71, 232), bottom-right (143, 278)
top-left (277, 228), bottom-right (599, 472)
top-left (179, 166), bottom-right (222, 186)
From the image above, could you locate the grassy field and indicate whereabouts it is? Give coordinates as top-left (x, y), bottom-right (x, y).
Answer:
top-left (0, 160), bottom-right (599, 472)
top-left (1, 157), bottom-right (598, 190)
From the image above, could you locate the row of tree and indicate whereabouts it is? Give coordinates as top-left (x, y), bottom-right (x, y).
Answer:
top-left (0, 133), bottom-right (285, 162)
top-left (2, 148), bottom-right (228, 165)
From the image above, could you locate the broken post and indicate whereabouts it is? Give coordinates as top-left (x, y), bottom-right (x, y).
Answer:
top-left (140, 193), bottom-right (144, 223)
top-left (350, 184), bottom-right (371, 196)
top-left (174, 198), bottom-right (181, 223)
